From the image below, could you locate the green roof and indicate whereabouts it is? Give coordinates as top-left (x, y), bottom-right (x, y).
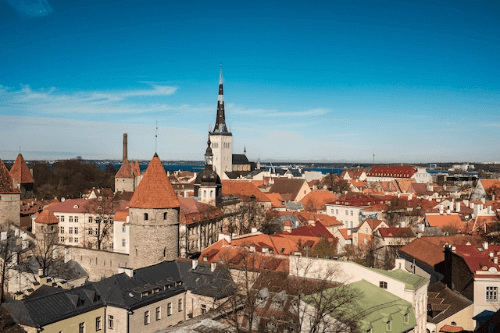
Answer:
top-left (306, 280), bottom-right (417, 333)
top-left (368, 268), bottom-right (428, 290)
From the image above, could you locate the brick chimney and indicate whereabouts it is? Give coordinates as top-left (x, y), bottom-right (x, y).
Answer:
top-left (123, 133), bottom-right (128, 161)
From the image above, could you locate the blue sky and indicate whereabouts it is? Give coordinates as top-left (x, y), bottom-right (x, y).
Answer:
top-left (1, 0), bottom-right (499, 163)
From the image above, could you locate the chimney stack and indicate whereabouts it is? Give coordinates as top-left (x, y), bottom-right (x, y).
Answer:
top-left (123, 133), bottom-right (128, 161)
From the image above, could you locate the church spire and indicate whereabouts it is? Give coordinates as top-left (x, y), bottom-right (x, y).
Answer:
top-left (213, 65), bottom-right (229, 133)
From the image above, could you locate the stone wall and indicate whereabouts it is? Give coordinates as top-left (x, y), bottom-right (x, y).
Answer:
top-left (115, 177), bottom-right (134, 193)
top-left (69, 246), bottom-right (129, 281)
top-left (0, 193), bottom-right (20, 226)
top-left (128, 207), bottom-right (179, 269)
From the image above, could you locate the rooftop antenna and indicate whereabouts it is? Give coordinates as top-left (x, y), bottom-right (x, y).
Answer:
top-left (373, 153), bottom-right (375, 164)
top-left (155, 120), bottom-right (158, 153)
top-left (19, 146), bottom-right (21, 154)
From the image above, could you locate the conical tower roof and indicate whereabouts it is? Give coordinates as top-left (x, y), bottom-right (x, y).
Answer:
top-left (9, 153), bottom-right (34, 184)
top-left (35, 209), bottom-right (59, 224)
top-left (129, 154), bottom-right (180, 209)
top-left (115, 158), bottom-right (134, 178)
top-left (0, 160), bottom-right (19, 194)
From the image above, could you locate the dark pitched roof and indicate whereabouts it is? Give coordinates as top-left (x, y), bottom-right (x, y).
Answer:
top-left (232, 154), bottom-right (250, 165)
top-left (94, 261), bottom-right (184, 310)
top-left (3, 284), bottom-right (103, 328)
top-left (176, 260), bottom-right (235, 299)
top-left (427, 282), bottom-right (473, 324)
top-left (269, 178), bottom-right (308, 200)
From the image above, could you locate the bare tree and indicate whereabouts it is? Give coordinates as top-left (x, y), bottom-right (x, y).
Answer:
top-left (0, 225), bottom-right (24, 303)
top-left (26, 226), bottom-right (71, 279)
top-left (84, 197), bottom-right (117, 250)
top-left (228, 196), bottom-right (269, 235)
top-left (215, 248), bottom-right (362, 333)
top-left (323, 173), bottom-right (349, 194)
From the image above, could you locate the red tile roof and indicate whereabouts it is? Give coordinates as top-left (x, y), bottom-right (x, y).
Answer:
top-left (47, 198), bottom-right (129, 214)
top-left (363, 218), bottom-right (384, 231)
top-left (378, 227), bottom-right (415, 238)
top-left (288, 221), bottom-right (335, 239)
top-left (265, 192), bottom-right (285, 208)
top-left (439, 325), bottom-right (464, 333)
top-left (178, 196), bottom-right (223, 225)
top-left (480, 179), bottom-right (500, 191)
top-left (426, 214), bottom-right (463, 230)
top-left (132, 160), bottom-right (141, 177)
top-left (453, 244), bottom-right (500, 278)
top-left (338, 228), bottom-right (353, 240)
top-left (129, 155), bottom-right (180, 209)
top-left (341, 169), bottom-right (367, 180)
top-left (201, 232), bottom-right (326, 266)
top-left (113, 210), bottom-right (129, 222)
top-left (295, 211), bottom-right (343, 227)
top-left (9, 153), bottom-right (34, 184)
top-left (399, 236), bottom-right (481, 268)
top-left (300, 190), bottom-right (339, 211)
top-left (115, 159), bottom-right (134, 178)
top-left (222, 180), bottom-right (271, 202)
top-left (0, 160), bottom-right (19, 194)
top-left (367, 166), bottom-right (417, 178)
top-left (34, 209), bottom-right (59, 224)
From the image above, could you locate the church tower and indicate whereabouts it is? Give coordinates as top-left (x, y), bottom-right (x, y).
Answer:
top-left (209, 66), bottom-right (233, 179)
top-left (128, 154), bottom-right (181, 268)
top-left (199, 136), bottom-right (222, 206)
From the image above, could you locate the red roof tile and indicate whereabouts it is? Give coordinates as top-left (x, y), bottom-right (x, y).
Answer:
top-left (9, 153), bottom-right (34, 184)
top-left (115, 159), bottom-right (134, 178)
top-left (480, 179), bottom-right (500, 191)
top-left (265, 192), bottom-right (285, 208)
top-left (114, 210), bottom-right (129, 222)
top-left (367, 165), bottom-right (417, 178)
top-left (295, 211), bottom-right (343, 227)
top-left (439, 325), bottom-right (464, 333)
top-left (378, 227), bottom-right (415, 238)
top-left (222, 180), bottom-right (271, 202)
top-left (34, 209), bottom-right (59, 224)
top-left (289, 221), bottom-right (335, 239)
top-left (129, 155), bottom-right (180, 209)
top-left (399, 236), bottom-right (481, 268)
top-left (0, 160), bottom-right (19, 194)
top-left (426, 214), bottom-right (463, 230)
top-left (178, 196), bottom-right (222, 225)
top-left (453, 244), bottom-right (500, 278)
top-left (300, 190), bottom-right (339, 211)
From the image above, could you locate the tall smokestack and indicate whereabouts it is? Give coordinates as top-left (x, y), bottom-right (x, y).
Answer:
top-left (123, 133), bottom-right (128, 161)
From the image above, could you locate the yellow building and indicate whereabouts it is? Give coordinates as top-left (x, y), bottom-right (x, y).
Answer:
top-left (3, 284), bottom-right (105, 333)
